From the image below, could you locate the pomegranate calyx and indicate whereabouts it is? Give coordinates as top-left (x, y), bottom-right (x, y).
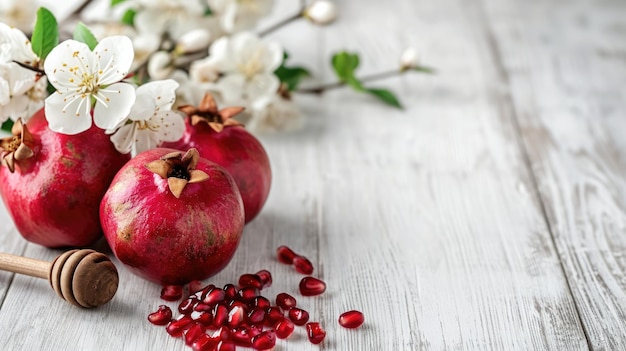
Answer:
top-left (178, 93), bottom-right (244, 133)
top-left (0, 119), bottom-right (35, 173)
top-left (145, 148), bottom-right (209, 198)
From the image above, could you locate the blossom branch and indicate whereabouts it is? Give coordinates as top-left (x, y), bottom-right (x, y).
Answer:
top-left (258, 10), bottom-right (304, 37)
top-left (296, 66), bottom-right (434, 94)
top-left (12, 61), bottom-right (45, 75)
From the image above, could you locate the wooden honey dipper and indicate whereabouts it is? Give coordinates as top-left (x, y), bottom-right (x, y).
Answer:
top-left (0, 249), bottom-right (119, 308)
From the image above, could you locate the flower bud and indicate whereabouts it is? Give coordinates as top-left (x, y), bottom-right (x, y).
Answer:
top-left (148, 51), bottom-right (173, 80)
top-left (400, 47), bottom-right (418, 71)
top-left (175, 29), bottom-right (211, 54)
top-left (304, 1), bottom-right (337, 25)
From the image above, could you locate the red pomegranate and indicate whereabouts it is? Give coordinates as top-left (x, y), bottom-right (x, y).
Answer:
top-left (99, 148), bottom-right (245, 285)
top-left (0, 109), bottom-right (130, 248)
top-left (162, 93), bottom-right (271, 223)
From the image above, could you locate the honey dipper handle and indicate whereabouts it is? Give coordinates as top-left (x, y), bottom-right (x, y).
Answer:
top-left (0, 252), bottom-right (51, 280)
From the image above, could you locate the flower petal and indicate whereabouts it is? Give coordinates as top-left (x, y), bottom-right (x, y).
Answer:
top-left (216, 73), bottom-right (246, 103)
top-left (44, 92), bottom-right (93, 135)
top-left (110, 123), bottom-right (136, 154)
top-left (245, 73), bottom-right (279, 103)
top-left (262, 42), bottom-right (284, 73)
top-left (93, 83), bottom-right (136, 130)
top-left (94, 36), bottom-right (134, 85)
top-left (134, 127), bottom-right (161, 154)
top-left (44, 40), bottom-right (94, 92)
top-left (136, 79), bottom-right (179, 110)
top-left (9, 64), bottom-right (37, 95)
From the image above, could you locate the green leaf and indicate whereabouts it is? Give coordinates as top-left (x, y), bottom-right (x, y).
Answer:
top-left (204, 7), bottom-right (213, 16)
top-left (275, 66), bottom-right (311, 91)
top-left (122, 9), bottom-right (136, 26)
top-left (331, 51), bottom-right (360, 82)
top-left (31, 7), bottom-right (58, 60)
top-left (111, 0), bottom-right (126, 6)
top-left (274, 51), bottom-right (311, 91)
top-left (366, 88), bottom-right (403, 109)
top-left (414, 65), bottom-right (435, 74)
top-left (73, 22), bottom-right (99, 51)
top-left (1, 120), bottom-right (14, 134)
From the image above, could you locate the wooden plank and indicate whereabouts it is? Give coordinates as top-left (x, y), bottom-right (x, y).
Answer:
top-left (0, 200), bottom-right (28, 306)
top-left (480, 0), bottom-right (626, 349)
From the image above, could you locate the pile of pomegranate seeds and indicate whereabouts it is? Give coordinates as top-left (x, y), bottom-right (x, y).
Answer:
top-left (148, 245), bottom-right (364, 350)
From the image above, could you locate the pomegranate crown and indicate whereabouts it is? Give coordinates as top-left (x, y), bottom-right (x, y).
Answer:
top-left (0, 119), bottom-right (35, 173)
top-left (145, 148), bottom-right (209, 198)
top-left (178, 93), bottom-right (245, 133)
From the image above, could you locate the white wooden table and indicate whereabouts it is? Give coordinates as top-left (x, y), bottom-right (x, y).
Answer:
top-left (2, 0), bottom-right (626, 349)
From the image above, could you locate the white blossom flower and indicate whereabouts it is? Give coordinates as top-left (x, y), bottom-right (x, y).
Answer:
top-left (304, 1), bottom-right (337, 25)
top-left (246, 94), bottom-right (303, 134)
top-left (110, 79), bottom-right (185, 154)
top-left (44, 36), bottom-right (136, 135)
top-left (400, 47), bottom-right (418, 70)
top-left (0, 62), bottom-right (47, 123)
top-left (208, 32), bottom-right (283, 109)
top-left (0, 23), bottom-right (39, 66)
top-left (133, 0), bottom-right (217, 39)
top-left (0, 0), bottom-right (37, 32)
top-left (208, 0), bottom-right (274, 33)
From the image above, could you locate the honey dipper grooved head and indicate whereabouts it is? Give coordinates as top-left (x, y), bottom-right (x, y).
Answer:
top-left (50, 249), bottom-right (119, 308)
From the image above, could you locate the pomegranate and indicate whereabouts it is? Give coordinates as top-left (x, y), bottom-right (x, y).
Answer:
top-left (99, 148), bottom-right (244, 285)
top-left (0, 110), bottom-right (130, 247)
top-left (162, 93), bottom-right (271, 223)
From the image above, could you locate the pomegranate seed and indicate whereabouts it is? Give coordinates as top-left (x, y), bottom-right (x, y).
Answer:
top-left (288, 307), bottom-right (310, 326)
top-left (248, 324), bottom-right (263, 337)
top-left (213, 304), bottom-right (229, 327)
top-left (148, 305), bottom-right (173, 325)
top-left (166, 315), bottom-right (193, 337)
top-left (203, 288), bottom-right (226, 306)
top-left (193, 303), bottom-right (213, 312)
top-left (255, 270), bottom-right (272, 289)
top-left (239, 273), bottom-right (263, 290)
top-left (211, 326), bottom-right (231, 341)
top-left (274, 318), bottom-right (295, 339)
top-left (237, 287), bottom-right (258, 301)
top-left (339, 310), bottom-right (365, 329)
top-left (190, 311), bottom-right (213, 326)
top-left (299, 277), bottom-right (326, 296)
top-left (223, 284), bottom-right (237, 300)
top-left (216, 340), bottom-right (236, 351)
top-left (266, 307), bottom-right (284, 325)
top-left (227, 305), bottom-right (246, 327)
top-left (306, 322), bottom-right (326, 344)
top-left (277, 245), bottom-right (297, 264)
top-left (248, 308), bottom-right (267, 325)
top-left (192, 334), bottom-right (219, 351)
top-left (160, 285), bottom-right (184, 301)
top-left (179, 297), bottom-right (199, 314)
top-left (276, 292), bottom-right (297, 310)
top-left (199, 284), bottom-right (216, 299)
top-left (293, 256), bottom-right (314, 275)
top-left (252, 296), bottom-right (271, 310)
top-left (184, 323), bottom-right (207, 346)
top-left (230, 326), bottom-right (253, 347)
top-left (252, 330), bottom-right (276, 350)
top-left (188, 280), bottom-right (204, 294)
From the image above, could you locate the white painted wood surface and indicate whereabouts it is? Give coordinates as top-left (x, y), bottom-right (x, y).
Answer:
top-left (0, 0), bottom-right (624, 350)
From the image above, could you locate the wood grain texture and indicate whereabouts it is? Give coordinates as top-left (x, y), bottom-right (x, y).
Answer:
top-left (2, 0), bottom-right (623, 349)
top-left (480, 0), bottom-right (626, 349)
